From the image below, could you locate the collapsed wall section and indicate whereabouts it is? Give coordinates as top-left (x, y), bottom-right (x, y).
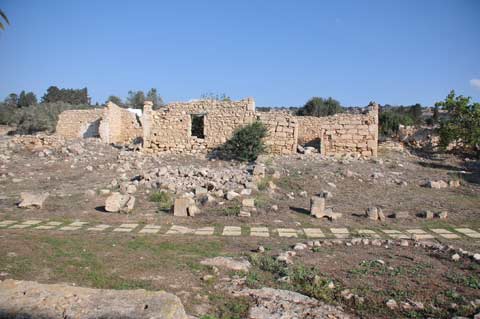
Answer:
top-left (55, 103), bottom-right (142, 144)
top-left (296, 104), bottom-right (378, 157)
top-left (56, 109), bottom-right (104, 139)
top-left (99, 102), bottom-right (142, 144)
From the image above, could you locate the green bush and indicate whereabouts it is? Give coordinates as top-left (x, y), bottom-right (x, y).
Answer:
top-left (379, 111), bottom-right (414, 136)
top-left (436, 90), bottom-right (480, 155)
top-left (149, 191), bottom-right (172, 211)
top-left (221, 121), bottom-right (267, 162)
top-left (296, 97), bottom-right (343, 117)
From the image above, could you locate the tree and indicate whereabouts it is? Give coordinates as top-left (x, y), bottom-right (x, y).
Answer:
top-left (409, 103), bottom-right (422, 124)
top-left (42, 86), bottom-right (90, 105)
top-left (106, 95), bottom-right (123, 107)
top-left (3, 93), bottom-right (18, 108)
top-left (297, 97), bottom-right (343, 117)
top-left (0, 9), bottom-right (9, 31)
top-left (436, 90), bottom-right (480, 155)
top-left (41, 86), bottom-right (61, 103)
top-left (126, 90), bottom-right (145, 109)
top-left (432, 105), bottom-right (439, 123)
top-left (18, 91), bottom-right (37, 107)
top-left (146, 88), bottom-right (164, 109)
top-left (200, 92), bottom-right (231, 101)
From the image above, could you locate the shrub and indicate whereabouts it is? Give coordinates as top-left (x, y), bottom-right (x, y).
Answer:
top-left (149, 191), bottom-right (172, 211)
top-left (379, 111), bottom-right (414, 137)
top-left (221, 121), bottom-right (267, 162)
top-left (0, 102), bottom-right (93, 134)
top-left (296, 97), bottom-right (343, 117)
top-left (436, 90), bottom-right (480, 155)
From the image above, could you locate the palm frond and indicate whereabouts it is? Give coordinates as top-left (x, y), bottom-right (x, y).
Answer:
top-left (0, 10), bottom-right (10, 25)
top-left (0, 21), bottom-right (4, 31)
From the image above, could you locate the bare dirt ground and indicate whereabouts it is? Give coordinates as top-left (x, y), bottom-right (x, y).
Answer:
top-left (0, 133), bottom-right (479, 318)
top-left (1, 135), bottom-right (479, 230)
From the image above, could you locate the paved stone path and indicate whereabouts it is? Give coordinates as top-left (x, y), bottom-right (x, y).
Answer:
top-left (1, 219), bottom-right (480, 241)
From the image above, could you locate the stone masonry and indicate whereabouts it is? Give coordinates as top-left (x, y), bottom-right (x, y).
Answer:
top-left (297, 103), bottom-right (379, 157)
top-left (56, 102), bottom-right (142, 144)
top-left (55, 98), bottom-right (379, 157)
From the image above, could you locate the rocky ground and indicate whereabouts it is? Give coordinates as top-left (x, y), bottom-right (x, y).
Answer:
top-left (0, 131), bottom-right (479, 318)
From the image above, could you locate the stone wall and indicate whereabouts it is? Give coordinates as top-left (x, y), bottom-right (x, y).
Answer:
top-left (56, 103), bottom-right (141, 144)
top-left (55, 98), bottom-right (378, 157)
top-left (56, 109), bottom-right (104, 139)
top-left (257, 112), bottom-right (298, 154)
top-left (99, 102), bottom-right (142, 144)
top-left (142, 98), bottom-right (258, 154)
top-left (296, 104), bottom-right (378, 157)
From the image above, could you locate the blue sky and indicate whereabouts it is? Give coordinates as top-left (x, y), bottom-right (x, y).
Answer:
top-left (1, 0), bottom-right (479, 107)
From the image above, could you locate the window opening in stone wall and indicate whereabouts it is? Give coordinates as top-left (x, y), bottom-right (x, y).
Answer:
top-left (191, 114), bottom-right (205, 139)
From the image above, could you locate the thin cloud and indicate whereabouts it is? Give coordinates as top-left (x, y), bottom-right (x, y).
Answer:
top-left (470, 78), bottom-right (480, 90)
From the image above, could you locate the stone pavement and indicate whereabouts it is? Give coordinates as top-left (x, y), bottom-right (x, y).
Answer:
top-left (1, 219), bottom-right (480, 241)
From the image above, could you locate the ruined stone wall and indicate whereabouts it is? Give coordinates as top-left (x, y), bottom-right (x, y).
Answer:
top-left (99, 102), bottom-right (142, 144)
top-left (296, 104), bottom-right (378, 157)
top-left (143, 98), bottom-right (258, 154)
top-left (56, 109), bottom-right (104, 139)
top-left (257, 112), bottom-right (298, 154)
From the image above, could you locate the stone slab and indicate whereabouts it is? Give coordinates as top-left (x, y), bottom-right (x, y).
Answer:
top-left (406, 229), bottom-right (427, 234)
top-left (430, 228), bottom-right (453, 234)
top-left (139, 228), bottom-right (160, 234)
top-left (330, 228), bottom-right (349, 234)
top-left (166, 225), bottom-right (194, 235)
top-left (8, 224), bottom-right (32, 229)
top-left (34, 225), bottom-right (56, 230)
top-left (22, 220), bottom-right (43, 225)
top-left (381, 229), bottom-right (402, 234)
top-left (411, 234), bottom-right (435, 240)
top-left (195, 227), bottom-right (215, 236)
top-left (87, 224), bottom-right (111, 231)
top-left (0, 220), bottom-right (18, 227)
top-left (303, 228), bottom-right (325, 238)
top-left (69, 222), bottom-right (89, 227)
top-left (222, 226), bottom-right (241, 236)
top-left (277, 228), bottom-right (298, 238)
top-left (59, 226), bottom-right (81, 231)
top-left (45, 221), bottom-right (63, 226)
top-left (438, 233), bottom-right (460, 239)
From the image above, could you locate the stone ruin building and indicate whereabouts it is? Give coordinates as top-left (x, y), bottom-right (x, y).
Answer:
top-left (55, 98), bottom-right (378, 157)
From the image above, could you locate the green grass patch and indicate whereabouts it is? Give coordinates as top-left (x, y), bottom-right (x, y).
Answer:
top-left (149, 191), bottom-right (172, 211)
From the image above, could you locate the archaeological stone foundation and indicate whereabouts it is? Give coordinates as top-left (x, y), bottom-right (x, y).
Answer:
top-left (55, 98), bottom-right (378, 157)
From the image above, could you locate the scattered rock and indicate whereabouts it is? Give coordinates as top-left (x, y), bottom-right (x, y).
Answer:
top-left (310, 196), bottom-right (325, 218)
top-left (426, 180), bottom-right (448, 189)
top-left (0, 279), bottom-right (188, 319)
top-left (105, 192), bottom-right (135, 213)
top-left (225, 191), bottom-right (240, 201)
top-left (386, 299), bottom-right (398, 310)
top-left (436, 211), bottom-right (448, 219)
top-left (393, 211), bottom-right (409, 219)
top-left (235, 287), bottom-right (350, 319)
top-left (18, 192), bottom-right (49, 209)
top-left (451, 253), bottom-right (460, 261)
top-left (448, 180), bottom-right (460, 188)
top-left (242, 198), bottom-right (255, 208)
top-left (200, 257), bottom-right (251, 272)
top-left (419, 210), bottom-right (434, 219)
top-left (173, 197), bottom-right (195, 217)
